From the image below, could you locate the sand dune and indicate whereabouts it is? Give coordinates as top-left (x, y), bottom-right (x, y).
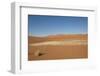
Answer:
top-left (28, 34), bottom-right (87, 43)
top-left (28, 34), bottom-right (88, 61)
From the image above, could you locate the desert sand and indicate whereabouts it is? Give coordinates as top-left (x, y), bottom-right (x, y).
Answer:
top-left (28, 34), bottom-right (88, 61)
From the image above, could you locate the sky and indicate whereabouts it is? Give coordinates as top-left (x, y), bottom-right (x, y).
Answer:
top-left (28, 15), bottom-right (88, 37)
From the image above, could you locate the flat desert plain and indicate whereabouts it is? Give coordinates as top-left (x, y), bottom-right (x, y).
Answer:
top-left (28, 34), bottom-right (88, 61)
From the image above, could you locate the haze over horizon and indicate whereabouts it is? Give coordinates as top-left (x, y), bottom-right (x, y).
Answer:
top-left (29, 33), bottom-right (88, 37)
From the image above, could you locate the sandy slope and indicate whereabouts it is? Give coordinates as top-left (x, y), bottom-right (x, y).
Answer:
top-left (28, 45), bottom-right (88, 60)
top-left (28, 34), bottom-right (88, 61)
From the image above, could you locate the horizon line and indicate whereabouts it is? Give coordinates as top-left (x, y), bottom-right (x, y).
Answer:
top-left (28, 33), bottom-right (88, 37)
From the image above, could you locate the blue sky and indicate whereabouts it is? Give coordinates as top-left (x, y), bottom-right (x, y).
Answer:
top-left (28, 15), bottom-right (88, 37)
